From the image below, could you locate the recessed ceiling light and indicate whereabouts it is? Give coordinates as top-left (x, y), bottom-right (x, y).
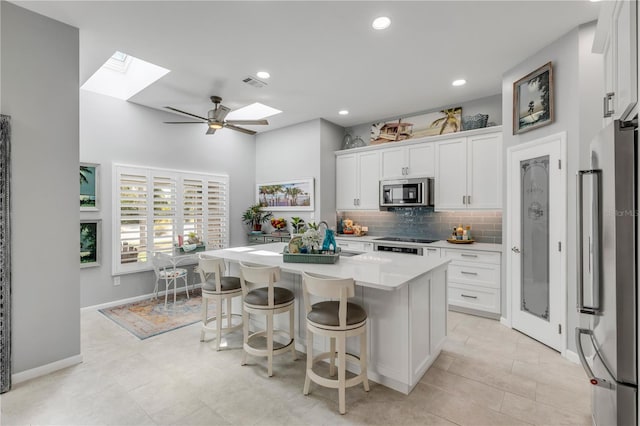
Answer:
top-left (339, 110), bottom-right (349, 116)
top-left (372, 16), bottom-right (391, 30)
top-left (452, 79), bottom-right (467, 87)
top-left (256, 71), bottom-right (270, 79)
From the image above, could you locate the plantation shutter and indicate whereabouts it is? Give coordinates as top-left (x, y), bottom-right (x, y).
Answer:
top-left (116, 168), bottom-right (148, 267)
top-left (152, 173), bottom-right (177, 253)
top-left (206, 177), bottom-right (229, 249)
top-left (182, 178), bottom-right (205, 242)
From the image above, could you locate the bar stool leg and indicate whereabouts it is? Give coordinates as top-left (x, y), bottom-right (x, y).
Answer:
top-left (329, 337), bottom-right (336, 377)
top-left (361, 328), bottom-right (370, 392)
top-left (289, 307), bottom-right (297, 360)
top-left (241, 308), bottom-right (249, 366)
top-left (303, 330), bottom-right (312, 395)
top-left (267, 312), bottom-right (274, 377)
top-left (337, 335), bottom-right (347, 415)
top-left (227, 297), bottom-right (232, 328)
top-left (216, 297), bottom-right (223, 351)
top-left (173, 277), bottom-right (178, 305)
top-left (200, 296), bottom-right (208, 342)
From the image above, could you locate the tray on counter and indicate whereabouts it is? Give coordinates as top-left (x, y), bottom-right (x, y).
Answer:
top-left (446, 239), bottom-right (475, 244)
top-left (282, 246), bottom-right (341, 264)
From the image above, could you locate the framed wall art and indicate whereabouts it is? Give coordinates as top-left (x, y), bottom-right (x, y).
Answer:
top-left (80, 219), bottom-right (101, 268)
top-left (80, 162), bottom-right (99, 211)
top-left (513, 62), bottom-right (554, 135)
top-left (256, 178), bottom-right (314, 211)
top-left (370, 107), bottom-right (462, 144)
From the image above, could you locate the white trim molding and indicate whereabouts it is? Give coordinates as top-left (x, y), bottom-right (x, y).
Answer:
top-left (12, 354), bottom-right (83, 385)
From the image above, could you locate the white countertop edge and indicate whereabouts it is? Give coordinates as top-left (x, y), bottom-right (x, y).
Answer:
top-left (334, 236), bottom-right (503, 253)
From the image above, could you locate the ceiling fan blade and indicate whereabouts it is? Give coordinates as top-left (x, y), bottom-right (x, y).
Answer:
top-left (206, 127), bottom-right (217, 135)
top-left (164, 121), bottom-right (203, 124)
top-left (211, 105), bottom-right (231, 122)
top-left (225, 119), bottom-right (269, 125)
top-left (164, 106), bottom-right (207, 121)
top-left (225, 124), bottom-right (257, 135)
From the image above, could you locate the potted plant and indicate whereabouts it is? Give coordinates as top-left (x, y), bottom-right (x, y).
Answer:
top-left (242, 203), bottom-right (273, 232)
top-left (290, 216), bottom-right (306, 234)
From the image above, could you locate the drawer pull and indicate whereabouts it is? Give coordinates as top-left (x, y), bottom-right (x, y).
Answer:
top-left (427, 248), bottom-right (438, 251)
top-left (460, 254), bottom-right (478, 258)
top-left (461, 294), bottom-right (478, 299)
top-left (460, 271), bottom-right (478, 275)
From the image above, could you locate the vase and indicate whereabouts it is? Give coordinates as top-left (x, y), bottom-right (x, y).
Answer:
top-left (253, 224), bottom-right (262, 232)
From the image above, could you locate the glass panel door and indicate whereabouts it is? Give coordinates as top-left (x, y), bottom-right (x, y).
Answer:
top-left (520, 155), bottom-right (550, 321)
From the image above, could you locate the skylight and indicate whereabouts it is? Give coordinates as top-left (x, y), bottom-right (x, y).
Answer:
top-left (81, 51), bottom-right (170, 100)
top-left (226, 102), bottom-right (282, 120)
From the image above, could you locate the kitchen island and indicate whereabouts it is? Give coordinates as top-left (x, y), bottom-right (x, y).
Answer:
top-left (202, 242), bottom-right (450, 394)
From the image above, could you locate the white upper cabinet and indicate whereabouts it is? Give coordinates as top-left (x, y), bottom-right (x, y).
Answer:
top-left (380, 143), bottom-right (434, 179)
top-left (594, 0), bottom-right (638, 122)
top-left (435, 131), bottom-right (502, 210)
top-left (336, 151), bottom-right (380, 210)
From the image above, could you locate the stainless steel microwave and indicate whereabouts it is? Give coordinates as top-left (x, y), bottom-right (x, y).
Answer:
top-left (379, 178), bottom-right (434, 208)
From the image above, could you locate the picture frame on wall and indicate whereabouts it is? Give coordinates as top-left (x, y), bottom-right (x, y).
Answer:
top-left (80, 162), bottom-right (100, 211)
top-left (513, 62), bottom-right (554, 135)
top-left (256, 178), bottom-right (314, 211)
top-left (80, 219), bottom-right (101, 268)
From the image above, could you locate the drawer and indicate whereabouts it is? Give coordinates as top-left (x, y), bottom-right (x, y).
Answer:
top-left (442, 248), bottom-right (501, 264)
top-left (248, 235), bottom-right (265, 244)
top-left (264, 236), bottom-right (283, 243)
top-left (447, 263), bottom-right (499, 289)
top-left (336, 240), bottom-right (373, 253)
top-left (423, 247), bottom-right (441, 258)
top-left (449, 282), bottom-right (500, 314)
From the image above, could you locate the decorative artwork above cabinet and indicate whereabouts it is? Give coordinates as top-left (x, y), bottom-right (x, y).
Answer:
top-left (370, 107), bottom-right (463, 145)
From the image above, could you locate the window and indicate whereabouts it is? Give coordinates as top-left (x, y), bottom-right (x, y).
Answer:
top-left (113, 165), bottom-right (229, 274)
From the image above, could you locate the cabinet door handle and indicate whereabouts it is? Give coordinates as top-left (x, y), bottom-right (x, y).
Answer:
top-left (460, 253), bottom-right (478, 258)
top-left (467, 195), bottom-right (471, 204)
top-left (461, 271), bottom-right (478, 276)
top-left (461, 294), bottom-right (478, 299)
top-left (462, 195), bottom-right (466, 205)
top-left (603, 92), bottom-right (615, 118)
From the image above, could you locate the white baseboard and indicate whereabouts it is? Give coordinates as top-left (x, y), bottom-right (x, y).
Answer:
top-left (500, 316), bottom-right (511, 328)
top-left (82, 284), bottom-right (202, 312)
top-left (12, 354), bottom-right (83, 385)
top-left (564, 349), bottom-right (580, 365)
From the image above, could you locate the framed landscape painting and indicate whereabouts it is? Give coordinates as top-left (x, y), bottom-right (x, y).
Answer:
top-left (80, 219), bottom-right (101, 268)
top-left (513, 62), bottom-right (554, 135)
top-left (257, 178), bottom-right (314, 211)
top-left (370, 107), bottom-right (462, 144)
top-left (80, 163), bottom-right (99, 211)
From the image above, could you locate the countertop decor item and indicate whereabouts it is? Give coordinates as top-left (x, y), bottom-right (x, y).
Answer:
top-left (282, 246), bottom-right (341, 264)
top-left (447, 238), bottom-right (475, 244)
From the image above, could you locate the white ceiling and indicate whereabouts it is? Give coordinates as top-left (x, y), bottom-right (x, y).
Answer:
top-left (12, 1), bottom-right (601, 133)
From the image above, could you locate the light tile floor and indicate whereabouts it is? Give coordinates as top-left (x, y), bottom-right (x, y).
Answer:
top-left (1, 310), bottom-right (591, 425)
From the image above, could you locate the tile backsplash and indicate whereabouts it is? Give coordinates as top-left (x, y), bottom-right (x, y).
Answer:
top-left (338, 208), bottom-right (502, 244)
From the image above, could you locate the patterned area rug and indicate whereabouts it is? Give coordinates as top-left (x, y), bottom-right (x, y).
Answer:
top-left (99, 288), bottom-right (205, 339)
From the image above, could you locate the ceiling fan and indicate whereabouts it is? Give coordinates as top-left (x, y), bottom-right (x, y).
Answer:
top-left (163, 96), bottom-right (268, 135)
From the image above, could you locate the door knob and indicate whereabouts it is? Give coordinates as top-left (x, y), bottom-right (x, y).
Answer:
top-left (511, 246), bottom-right (521, 253)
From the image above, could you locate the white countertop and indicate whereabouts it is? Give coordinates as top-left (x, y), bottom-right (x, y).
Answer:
top-left (202, 243), bottom-right (450, 291)
top-left (334, 235), bottom-right (503, 253)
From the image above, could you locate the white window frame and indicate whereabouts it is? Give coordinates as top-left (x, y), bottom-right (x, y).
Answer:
top-left (112, 164), bottom-right (229, 275)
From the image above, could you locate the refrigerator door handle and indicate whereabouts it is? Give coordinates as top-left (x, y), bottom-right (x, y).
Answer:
top-left (575, 328), bottom-right (612, 389)
top-left (577, 170), bottom-right (602, 315)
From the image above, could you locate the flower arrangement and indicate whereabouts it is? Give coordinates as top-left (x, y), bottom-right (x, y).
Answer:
top-left (301, 228), bottom-right (322, 252)
top-left (270, 217), bottom-right (287, 230)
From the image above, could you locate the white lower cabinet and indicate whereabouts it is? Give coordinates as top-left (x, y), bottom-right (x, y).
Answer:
top-left (334, 237), bottom-right (374, 253)
top-left (442, 248), bottom-right (501, 316)
top-left (423, 246), bottom-right (441, 258)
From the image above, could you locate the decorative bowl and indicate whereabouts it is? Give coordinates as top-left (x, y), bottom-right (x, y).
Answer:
top-left (182, 243), bottom-right (197, 252)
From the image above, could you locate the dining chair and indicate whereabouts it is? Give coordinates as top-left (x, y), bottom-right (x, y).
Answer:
top-left (301, 271), bottom-right (369, 414)
top-left (197, 255), bottom-right (243, 350)
top-left (239, 261), bottom-right (296, 377)
top-left (150, 251), bottom-right (189, 308)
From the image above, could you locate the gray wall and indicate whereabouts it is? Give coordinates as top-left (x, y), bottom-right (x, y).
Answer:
top-left (255, 118), bottom-right (342, 231)
top-left (1, 2), bottom-right (80, 373)
top-left (337, 209), bottom-right (502, 244)
top-left (501, 22), bottom-right (602, 353)
top-left (346, 94), bottom-right (502, 148)
top-left (79, 91), bottom-right (257, 307)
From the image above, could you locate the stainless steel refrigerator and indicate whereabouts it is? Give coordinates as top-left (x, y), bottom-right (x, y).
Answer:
top-left (577, 119), bottom-right (637, 426)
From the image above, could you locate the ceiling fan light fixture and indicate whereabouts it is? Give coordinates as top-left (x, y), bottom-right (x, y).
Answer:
top-left (209, 122), bottom-right (223, 129)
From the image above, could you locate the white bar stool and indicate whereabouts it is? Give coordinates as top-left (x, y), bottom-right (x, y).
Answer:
top-left (197, 255), bottom-right (243, 350)
top-left (301, 271), bottom-right (369, 414)
top-left (239, 262), bottom-right (296, 377)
